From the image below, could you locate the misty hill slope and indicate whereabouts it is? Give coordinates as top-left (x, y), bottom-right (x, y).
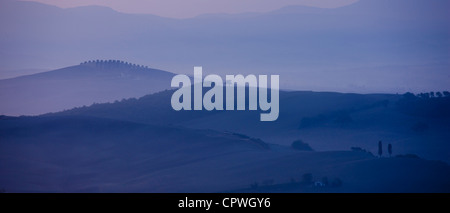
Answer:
top-left (1, 0), bottom-right (448, 92)
top-left (55, 89), bottom-right (398, 125)
top-left (337, 0), bottom-right (450, 21)
top-left (0, 60), bottom-right (175, 116)
top-left (0, 115), bottom-right (269, 192)
top-left (54, 89), bottom-right (450, 163)
top-left (0, 115), bottom-right (449, 192)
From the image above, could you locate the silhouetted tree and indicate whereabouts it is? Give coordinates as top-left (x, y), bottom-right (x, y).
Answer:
top-left (388, 144), bottom-right (392, 157)
top-left (430, 92), bottom-right (435, 98)
top-left (418, 93), bottom-right (425, 99)
top-left (422, 93), bottom-right (430, 99)
top-left (403, 92), bottom-right (416, 100)
top-left (378, 141), bottom-right (383, 157)
top-left (436, 92), bottom-right (443, 98)
top-left (443, 91), bottom-right (450, 97)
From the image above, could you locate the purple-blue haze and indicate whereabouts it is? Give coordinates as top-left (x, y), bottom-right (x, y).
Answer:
top-left (0, 0), bottom-right (449, 193)
top-left (0, 0), bottom-right (449, 93)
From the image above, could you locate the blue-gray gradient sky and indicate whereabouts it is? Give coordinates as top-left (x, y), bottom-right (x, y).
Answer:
top-left (3, 0), bottom-right (448, 93)
top-left (22, 0), bottom-right (358, 18)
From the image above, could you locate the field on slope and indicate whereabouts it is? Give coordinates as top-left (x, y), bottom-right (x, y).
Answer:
top-left (0, 115), bottom-right (449, 192)
top-left (55, 90), bottom-right (450, 163)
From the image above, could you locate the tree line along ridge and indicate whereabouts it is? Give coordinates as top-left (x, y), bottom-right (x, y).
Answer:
top-left (80, 60), bottom-right (150, 70)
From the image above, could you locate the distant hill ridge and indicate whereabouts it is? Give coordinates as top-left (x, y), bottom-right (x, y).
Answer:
top-left (0, 61), bottom-right (175, 116)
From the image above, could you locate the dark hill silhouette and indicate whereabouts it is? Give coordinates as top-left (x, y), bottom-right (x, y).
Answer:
top-left (52, 89), bottom-right (450, 163)
top-left (0, 115), bottom-right (449, 192)
top-left (0, 60), bottom-right (175, 115)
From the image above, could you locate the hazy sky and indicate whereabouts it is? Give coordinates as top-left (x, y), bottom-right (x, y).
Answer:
top-left (22, 0), bottom-right (358, 18)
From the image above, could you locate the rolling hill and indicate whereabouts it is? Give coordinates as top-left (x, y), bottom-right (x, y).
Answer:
top-left (0, 60), bottom-right (175, 115)
top-left (0, 115), bottom-right (449, 192)
top-left (0, 0), bottom-right (449, 193)
top-left (53, 89), bottom-right (450, 163)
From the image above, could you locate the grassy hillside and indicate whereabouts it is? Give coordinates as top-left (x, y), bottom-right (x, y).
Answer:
top-left (54, 89), bottom-right (450, 163)
top-left (0, 115), bottom-right (449, 192)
